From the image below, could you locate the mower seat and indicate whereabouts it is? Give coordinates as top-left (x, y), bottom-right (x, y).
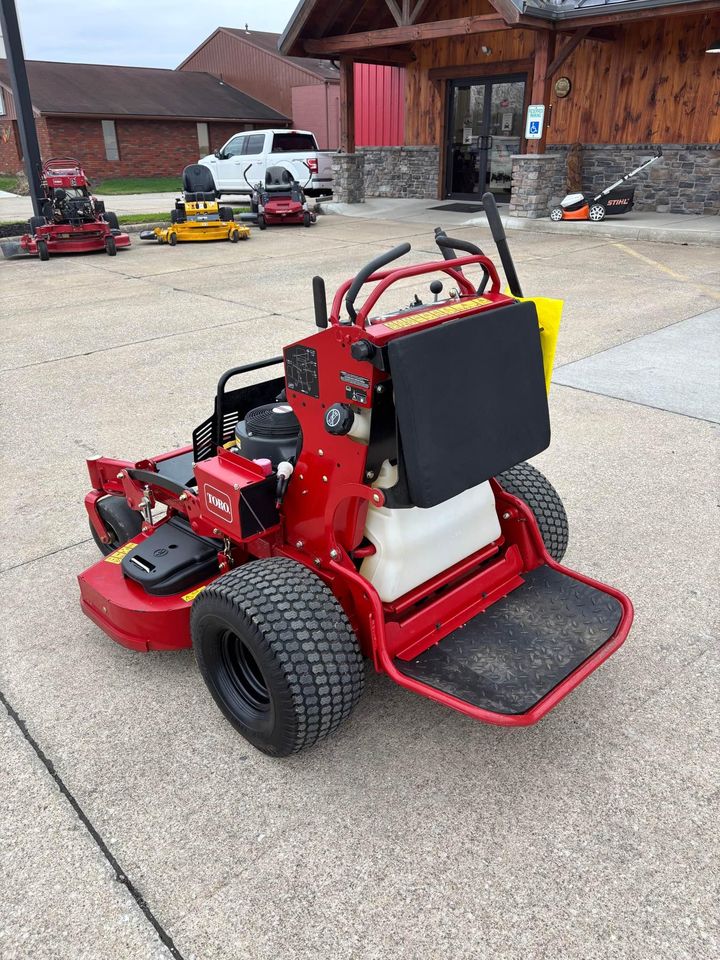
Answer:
top-left (266, 166), bottom-right (295, 187)
top-left (383, 300), bottom-right (550, 509)
top-left (182, 164), bottom-right (216, 197)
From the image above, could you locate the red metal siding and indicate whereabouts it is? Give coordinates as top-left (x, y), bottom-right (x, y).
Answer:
top-left (291, 83), bottom-right (340, 149)
top-left (179, 31), bottom-right (320, 119)
top-left (354, 63), bottom-right (405, 147)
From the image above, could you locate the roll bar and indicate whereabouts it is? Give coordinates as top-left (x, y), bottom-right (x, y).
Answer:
top-left (345, 243), bottom-right (412, 321)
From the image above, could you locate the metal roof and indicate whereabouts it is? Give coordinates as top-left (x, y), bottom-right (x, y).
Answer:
top-left (220, 28), bottom-right (339, 81)
top-left (517, 0), bottom-right (718, 18)
top-left (0, 58), bottom-right (290, 121)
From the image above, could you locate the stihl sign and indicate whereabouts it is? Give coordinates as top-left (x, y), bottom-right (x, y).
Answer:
top-left (204, 485), bottom-right (234, 522)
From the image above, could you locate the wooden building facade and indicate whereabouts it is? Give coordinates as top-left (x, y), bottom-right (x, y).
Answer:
top-left (280, 0), bottom-right (720, 215)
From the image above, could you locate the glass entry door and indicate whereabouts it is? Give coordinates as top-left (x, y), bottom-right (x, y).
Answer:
top-left (446, 75), bottom-right (526, 200)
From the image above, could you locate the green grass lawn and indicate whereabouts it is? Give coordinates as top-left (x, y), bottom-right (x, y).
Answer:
top-left (0, 174), bottom-right (19, 192)
top-left (95, 176), bottom-right (182, 195)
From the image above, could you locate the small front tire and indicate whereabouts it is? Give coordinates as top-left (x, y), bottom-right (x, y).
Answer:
top-left (89, 497), bottom-right (143, 556)
top-left (36, 239), bottom-right (49, 261)
top-left (257, 214), bottom-right (267, 231)
top-left (550, 207), bottom-right (564, 222)
top-left (168, 232), bottom-right (178, 246)
top-left (588, 204), bottom-right (606, 222)
top-left (229, 228), bottom-right (239, 243)
top-left (105, 235), bottom-right (117, 256)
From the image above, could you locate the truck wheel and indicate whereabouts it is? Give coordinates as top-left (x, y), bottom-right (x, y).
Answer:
top-left (37, 239), bottom-right (50, 261)
top-left (192, 557), bottom-right (365, 756)
top-left (496, 462), bottom-right (569, 563)
top-left (89, 496), bottom-right (143, 556)
top-left (105, 235), bottom-right (117, 256)
top-left (105, 211), bottom-right (120, 230)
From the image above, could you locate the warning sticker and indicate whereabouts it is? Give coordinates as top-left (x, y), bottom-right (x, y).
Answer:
top-left (104, 541), bottom-right (137, 564)
top-left (340, 371), bottom-right (370, 389)
top-left (384, 296), bottom-right (492, 331)
top-left (182, 585), bottom-right (206, 603)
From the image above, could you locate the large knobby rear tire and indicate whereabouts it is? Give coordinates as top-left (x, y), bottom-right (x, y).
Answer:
top-left (89, 496), bottom-right (143, 556)
top-left (192, 557), bottom-right (365, 756)
top-left (496, 462), bottom-right (569, 562)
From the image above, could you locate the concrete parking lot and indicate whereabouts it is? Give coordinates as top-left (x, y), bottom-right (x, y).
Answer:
top-left (1, 211), bottom-right (718, 960)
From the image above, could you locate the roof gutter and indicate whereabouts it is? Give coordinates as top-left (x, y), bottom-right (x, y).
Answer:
top-left (517, 0), bottom-right (714, 20)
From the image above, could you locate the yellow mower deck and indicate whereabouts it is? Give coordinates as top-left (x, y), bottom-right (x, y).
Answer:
top-left (154, 201), bottom-right (250, 244)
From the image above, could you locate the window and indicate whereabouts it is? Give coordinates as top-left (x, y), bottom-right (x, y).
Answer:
top-left (0, 89), bottom-right (5, 116)
top-left (224, 136), bottom-right (246, 157)
top-left (272, 132), bottom-right (317, 153)
top-left (101, 120), bottom-right (119, 161)
top-left (197, 122), bottom-right (210, 156)
top-left (243, 134), bottom-right (265, 156)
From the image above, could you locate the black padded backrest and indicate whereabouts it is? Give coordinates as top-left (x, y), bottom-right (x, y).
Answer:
top-left (387, 301), bottom-right (550, 508)
top-left (266, 166), bottom-right (295, 186)
top-left (183, 164), bottom-right (215, 194)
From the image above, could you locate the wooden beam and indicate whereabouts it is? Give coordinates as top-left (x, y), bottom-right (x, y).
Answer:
top-left (428, 58), bottom-right (532, 82)
top-left (545, 26), bottom-right (591, 81)
top-left (339, 58), bottom-right (355, 154)
top-left (351, 46), bottom-right (416, 65)
top-left (304, 15), bottom-right (510, 54)
top-left (385, 0), bottom-right (403, 27)
top-left (586, 27), bottom-right (617, 43)
top-left (409, 0), bottom-right (430, 24)
top-left (487, 0), bottom-right (522, 25)
top-left (526, 30), bottom-right (556, 155)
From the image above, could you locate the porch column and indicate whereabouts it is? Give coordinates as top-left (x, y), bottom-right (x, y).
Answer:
top-left (526, 30), bottom-right (556, 155)
top-left (339, 58), bottom-right (355, 154)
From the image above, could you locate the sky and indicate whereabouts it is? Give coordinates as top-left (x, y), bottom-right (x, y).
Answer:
top-left (2, 0), bottom-right (300, 68)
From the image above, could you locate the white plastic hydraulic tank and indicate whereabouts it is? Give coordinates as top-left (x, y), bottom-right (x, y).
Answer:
top-left (360, 462), bottom-right (502, 603)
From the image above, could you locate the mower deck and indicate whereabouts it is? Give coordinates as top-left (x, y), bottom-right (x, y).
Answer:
top-left (395, 564), bottom-right (624, 718)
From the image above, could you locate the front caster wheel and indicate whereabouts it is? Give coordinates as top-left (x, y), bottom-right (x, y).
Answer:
top-left (37, 239), bottom-right (50, 261)
top-left (192, 557), bottom-right (365, 756)
top-left (89, 496), bottom-right (143, 556)
top-left (105, 235), bottom-right (117, 256)
top-left (496, 461), bottom-right (569, 563)
top-left (229, 228), bottom-right (239, 243)
top-left (550, 207), bottom-right (564, 222)
top-left (168, 232), bottom-right (177, 246)
top-left (257, 214), bottom-right (266, 231)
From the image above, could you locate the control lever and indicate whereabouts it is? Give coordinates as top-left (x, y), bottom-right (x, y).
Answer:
top-left (275, 461), bottom-right (294, 508)
top-left (430, 280), bottom-right (443, 302)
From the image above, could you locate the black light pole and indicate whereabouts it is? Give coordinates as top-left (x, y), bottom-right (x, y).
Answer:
top-left (0, 0), bottom-right (42, 215)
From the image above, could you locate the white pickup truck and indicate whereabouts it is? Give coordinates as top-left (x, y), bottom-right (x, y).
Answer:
top-left (199, 128), bottom-right (334, 198)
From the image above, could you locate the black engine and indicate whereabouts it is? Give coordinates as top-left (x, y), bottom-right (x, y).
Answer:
top-left (234, 403), bottom-right (301, 466)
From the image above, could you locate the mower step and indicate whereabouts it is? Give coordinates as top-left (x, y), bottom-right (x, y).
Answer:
top-left (394, 565), bottom-right (624, 715)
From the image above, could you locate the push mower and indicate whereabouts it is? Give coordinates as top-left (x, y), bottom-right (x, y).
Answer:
top-left (550, 148), bottom-right (662, 222)
top-left (243, 163), bottom-right (316, 229)
top-left (78, 192), bottom-right (633, 757)
top-left (139, 165), bottom-right (250, 245)
top-left (1, 158), bottom-right (129, 260)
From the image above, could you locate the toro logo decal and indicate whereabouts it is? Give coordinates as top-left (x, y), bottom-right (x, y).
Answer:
top-left (204, 484), bottom-right (234, 523)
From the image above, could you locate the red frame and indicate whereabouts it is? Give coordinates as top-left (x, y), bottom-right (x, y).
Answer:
top-left (78, 252), bottom-right (633, 725)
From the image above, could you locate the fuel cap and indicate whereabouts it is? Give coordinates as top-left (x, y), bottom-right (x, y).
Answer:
top-left (324, 403), bottom-right (354, 436)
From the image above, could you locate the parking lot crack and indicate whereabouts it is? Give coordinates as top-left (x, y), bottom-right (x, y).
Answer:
top-left (0, 688), bottom-right (186, 960)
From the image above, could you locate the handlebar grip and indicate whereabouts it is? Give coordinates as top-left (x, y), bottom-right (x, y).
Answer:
top-left (435, 233), bottom-right (489, 293)
top-left (345, 242), bottom-right (411, 320)
top-left (482, 192), bottom-right (523, 298)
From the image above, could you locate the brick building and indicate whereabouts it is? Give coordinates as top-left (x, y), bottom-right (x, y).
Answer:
top-left (178, 27), bottom-right (406, 150)
top-left (0, 59), bottom-right (289, 180)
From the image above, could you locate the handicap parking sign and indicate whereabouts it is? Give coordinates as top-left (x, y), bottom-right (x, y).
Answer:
top-left (525, 105), bottom-right (546, 140)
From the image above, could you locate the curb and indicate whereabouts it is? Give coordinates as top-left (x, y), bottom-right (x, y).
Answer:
top-left (498, 215), bottom-right (720, 247)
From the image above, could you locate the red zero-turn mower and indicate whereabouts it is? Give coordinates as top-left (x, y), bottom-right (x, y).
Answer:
top-left (243, 163), bottom-right (317, 229)
top-left (1, 158), bottom-right (130, 260)
top-left (78, 193), bottom-right (633, 757)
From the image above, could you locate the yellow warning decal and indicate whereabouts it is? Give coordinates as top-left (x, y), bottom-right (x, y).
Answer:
top-left (383, 296), bottom-right (492, 330)
top-left (182, 585), bottom-right (206, 603)
top-left (104, 542), bottom-right (137, 564)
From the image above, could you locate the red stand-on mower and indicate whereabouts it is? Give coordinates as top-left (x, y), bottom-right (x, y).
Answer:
top-left (242, 163), bottom-right (317, 229)
top-left (1, 158), bottom-right (130, 260)
top-left (78, 193), bottom-right (632, 757)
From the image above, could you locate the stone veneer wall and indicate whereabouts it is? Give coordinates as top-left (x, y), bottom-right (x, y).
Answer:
top-left (359, 146), bottom-right (440, 199)
top-left (509, 154), bottom-right (567, 219)
top-left (510, 144), bottom-right (719, 218)
top-left (332, 153), bottom-right (365, 203)
top-left (579, 144), bottom-right (719, 216)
